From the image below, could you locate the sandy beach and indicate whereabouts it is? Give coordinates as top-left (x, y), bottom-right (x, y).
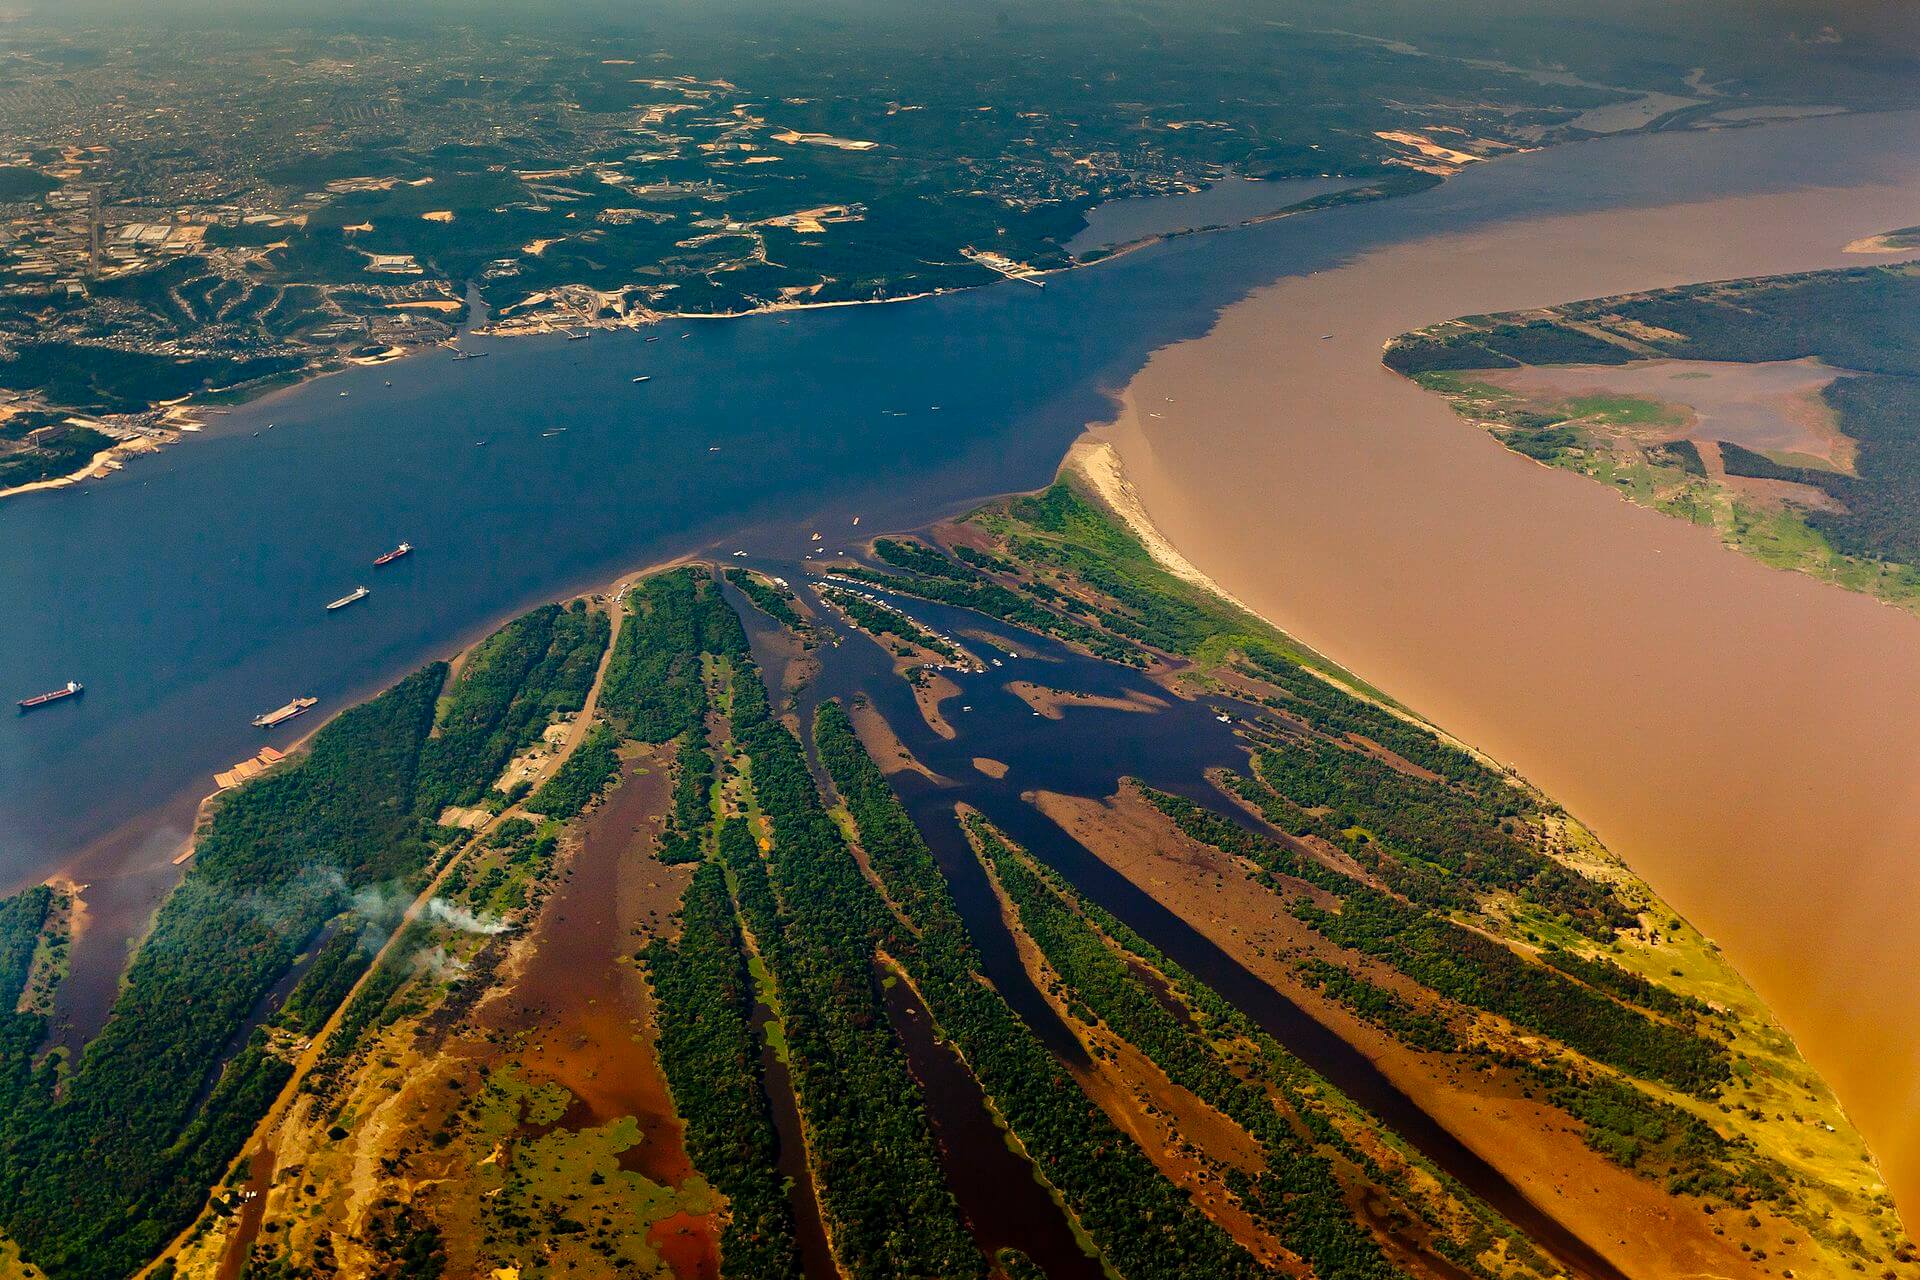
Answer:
top-left (1085, 150), bottom-right (1920, 1213)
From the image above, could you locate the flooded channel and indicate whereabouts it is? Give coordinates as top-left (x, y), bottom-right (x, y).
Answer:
top-left (780, 575), bottom-right (1626, 1280)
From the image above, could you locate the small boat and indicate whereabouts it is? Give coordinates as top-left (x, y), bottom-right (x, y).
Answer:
top-left (565, 330), bottom-right (588, 341)
top-left (373, 542), bottom-right (412, 567)
top-left (631, 375), bottom-right (652, 384)
top-left (645, 335), bottom-right (661, 343)
top-left (327, 586), bottom-right (370, 611)
top-left (18, 681), bottom-right (82, 713)
top-left (253, 696), bottom-right (318, 729)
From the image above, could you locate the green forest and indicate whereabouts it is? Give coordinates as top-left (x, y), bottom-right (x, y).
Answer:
top-left (1386, 264), bottom-right (1920, 573)
top-left (0, 599), bottom-right (609, 1279)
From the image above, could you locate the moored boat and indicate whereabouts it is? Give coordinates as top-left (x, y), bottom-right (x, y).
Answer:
top-left (252, 696), bottom-right (317, 729)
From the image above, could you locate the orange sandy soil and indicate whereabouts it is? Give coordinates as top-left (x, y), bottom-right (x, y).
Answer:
top-left (752, 595), bottom-right (822, 701)
top-left (848, 698), bottom-right (947, 783)
top-left (1006, 679), bottom-right (1169, 720)
top-left (912, 669), bottom-right (961, 738)
top-left (1026, 785), bottom-right (1811, 1280)
top-left (961, 807), bottom-right (1525, 1280)
top-left (1691, 439), bottom-right (1846, 513)
top-left (971, 757), bottom-right (1010, 780)
top-left (477, 747), bottom-right (699, 1174)
top-left (197, 748), bottom-right (719, 1280)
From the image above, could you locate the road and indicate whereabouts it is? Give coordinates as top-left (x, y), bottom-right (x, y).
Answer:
top-left (141, 589), bottom-right (627, 1280)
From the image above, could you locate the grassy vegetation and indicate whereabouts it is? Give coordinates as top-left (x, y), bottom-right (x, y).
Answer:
top-left (931, 474), bottom-right (1911, 1265)
top-left (658, 725), bottom-right (717, 865)
top-left (1561, 393), bottom-right (1686, 427)
top-left (521, 722), bottom-right (619, 819)
top-left (602, 570), bottom-right (738, 743)
top-left (1290, 889), bottom-right (1727, 1092)
top-left (441, 815), bottom-right (559, 919)
top-left (1294, 958), bottom-right (1458, 1053)
top-left (0, 664), bottom-right (451, 1278)
top-left (969, 816), bottom-right (1405, 1279)
top-left (820, 586), bottom-right (960, 660)
top-left (11, 491), bottom-right (1894, 1279)
top-left (840, 537), bottom-right (1137, 664)
top-left (854, 489), bottom-right (1365, 693)
top-left (0, 341), bottom-right (301, 415)
top-left (723, 567), bottom-right (808, 634)
top-left (1390, 263), bottom-right (1920, 606)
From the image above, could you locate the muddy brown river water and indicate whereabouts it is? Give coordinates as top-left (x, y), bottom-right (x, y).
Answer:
top-left (1096, 121), bottom-right (1920, 1213)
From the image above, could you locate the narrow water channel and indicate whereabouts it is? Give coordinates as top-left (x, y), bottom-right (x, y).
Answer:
top-left (748, 992), bottom-right (839, 1280)
top-left (881, 973), bottom-right (1106, 1280)
top-left (781, 567), bottom-right (1627, 1280)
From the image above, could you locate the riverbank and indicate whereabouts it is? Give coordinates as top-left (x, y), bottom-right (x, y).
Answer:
top-left (0, 174), bottom-right (1406, 510)
top-left (1082, 116), bottom-right (1920, 1217)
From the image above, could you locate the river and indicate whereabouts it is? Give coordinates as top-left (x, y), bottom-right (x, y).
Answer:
top-left (1096, 111), bottom-right (1920, 1215)
top-left (3, 105), bottom-right (1918, 1206)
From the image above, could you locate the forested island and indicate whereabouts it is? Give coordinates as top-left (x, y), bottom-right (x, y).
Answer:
top-left (1387, 258), bottom-right (1920, 605)
top-left (0, 462), bottom-right (1904, 1279)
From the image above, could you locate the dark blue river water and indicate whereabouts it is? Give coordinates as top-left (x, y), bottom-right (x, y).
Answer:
top-left (2, 108), bottom-right (1913, 890)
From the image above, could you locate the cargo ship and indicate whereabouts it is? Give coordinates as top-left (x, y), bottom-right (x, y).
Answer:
top-left (327, 586), bottom-right (370, 611)
top-left (253, 696), bottom-right (317, 729)
top-left (17, 681), bottom-right (82, 713)
top-left (373, 542), bottom-right (412, 567)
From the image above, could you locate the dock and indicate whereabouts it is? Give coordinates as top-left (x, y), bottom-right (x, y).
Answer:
top-left (214, 745), bottom-right (287, 792)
